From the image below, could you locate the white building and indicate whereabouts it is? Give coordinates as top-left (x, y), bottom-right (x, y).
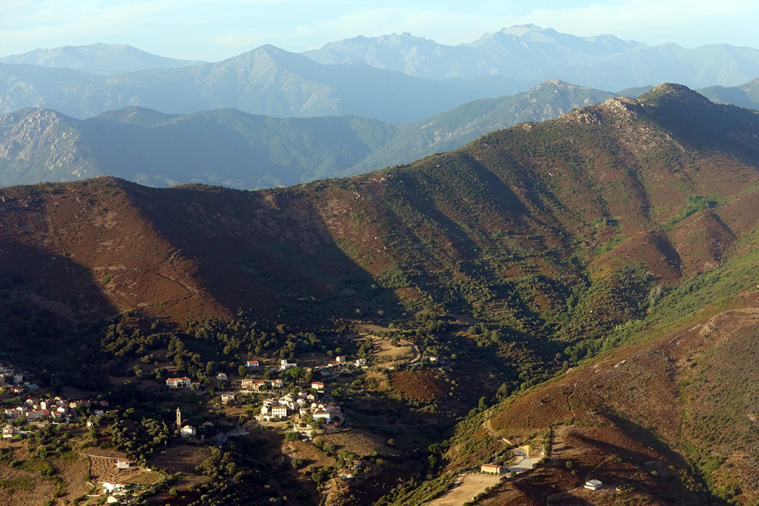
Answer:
top-left (585, 479), bottom-right (602, 490)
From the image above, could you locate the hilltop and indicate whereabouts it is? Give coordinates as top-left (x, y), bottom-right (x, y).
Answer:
top-left (3, 83), bottom-right (759, 332)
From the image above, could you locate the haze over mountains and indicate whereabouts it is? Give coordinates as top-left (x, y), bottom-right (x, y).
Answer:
top-left (305, 25), bottom-right (759, 89)
top-left (0, 79), bottom-right (617, 189)
top-left (3, 25), bottom-right (759, 124)
top-left (0, 44), bottom-right (515, 123)
top-left (3, 75), bottom-right (759, 190)
top-left (0, 43), bottom-right (206, 76)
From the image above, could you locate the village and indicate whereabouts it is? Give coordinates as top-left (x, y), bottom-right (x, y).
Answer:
top-left (0, 363), bottom-right (111, 427)
top-left (164, 356), bottom-right (357, 434)
top-left (0, 332), bottom-right (434, 504)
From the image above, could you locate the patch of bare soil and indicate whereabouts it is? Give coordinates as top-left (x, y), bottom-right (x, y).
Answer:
top-left (149, 445), bottom-right (212, 474)
top-left (428, 473), bottom-right (502, 506)
top-left (371, 336), bottom-right (414, 361)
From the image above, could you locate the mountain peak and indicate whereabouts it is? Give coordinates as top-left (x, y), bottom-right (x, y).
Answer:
top-left (638, 83), bottom-right (713, 108)
top-left (498, 24), bottom-right (549, 36)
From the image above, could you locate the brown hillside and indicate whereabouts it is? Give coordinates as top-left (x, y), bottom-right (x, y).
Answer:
top-left (2, 84), bottom-right (759, 334)
top-left (0, 178), bottom-right (229, 325)
top-left (486, 301), bottom-right (759, 503)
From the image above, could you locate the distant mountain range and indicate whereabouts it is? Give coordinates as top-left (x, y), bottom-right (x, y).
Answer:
top-left (3, 77), bottom-right (759, 190)
top-left (0, 80), bottom-right (617, 189)
top-left (0, 45), bottom-right (519, 123)
top-left (303, 25), bottom-right (759, 90)
top-left (2, 26), bottom-right (759, 123)
top-left (0, 43), bottom-right (205, 76)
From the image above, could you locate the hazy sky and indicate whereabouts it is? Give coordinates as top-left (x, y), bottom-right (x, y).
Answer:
top-left (2, 0), bottom-right (758, 61)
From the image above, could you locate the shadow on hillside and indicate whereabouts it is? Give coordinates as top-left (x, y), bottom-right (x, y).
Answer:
top-left (650, 100), bottom-right (759, 169)
top-left (510, 471), bottom-right (592, 505)
top-left (587, 410), bottom-right (731, 504)
top-left (126, 184), bottom-right (405, 324)
top-left (595, 409), bottom-right (684, 465)
top-left (0, 238), bottom-right (117, 388)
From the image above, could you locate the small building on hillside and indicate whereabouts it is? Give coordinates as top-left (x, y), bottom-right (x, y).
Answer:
top-left (116, 459), bottom-right (131, 470)
top-left (311, 381), bottom-right (325, 391)
top-left (181, 425), bottom-right (197, 437)
top-left (271, 406), bottom-right (288, 418)
top-left (102, 482), bottom-right (128, 493)
top-left (242, 379), bottom-right (265, 391)
top-left (216, 372), bottom-right (228, 382)
top-left (585, 479), bottom-right (603, 490)
top-left (166, 377), bottom-right (191, 389)
top-left (245, 360), bottom-right (259, 368)
top-left (481, 464), bottom-right (502, 474)
top-left (336, 356), bottom-right (346, 364)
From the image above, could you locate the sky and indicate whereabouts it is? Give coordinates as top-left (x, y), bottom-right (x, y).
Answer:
top-left (2, 0), bottom-right (758, 61)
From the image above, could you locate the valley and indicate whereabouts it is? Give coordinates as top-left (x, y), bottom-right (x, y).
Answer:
top-left (1, 83), bottom-right (759, 504)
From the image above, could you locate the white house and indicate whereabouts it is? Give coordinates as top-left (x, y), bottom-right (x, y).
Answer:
top-left (311, 382), bottom-right (325, 391)
top-left (181, 425), bottom-right (196, 437)
top-left (585, 479), bottom-right (602, 490)
top-left (481, 464), bottom-right (502, 474)
top-left (102, 482), bottom-right (127, 493)
top-left (116, 459), bottom-right (131, 470)
top-left (26, 410), bottom-right (48, 421)
top-left (221, 393), bottom-right (235, 404)
top-left (166, 377), bottom-right (191, 389)
top-left (312, 410), bottom-right (333, 422)
top-left (271, 406), bottom-right (288, 418)
top-left (245, 360), bottom-right (260, 368)
top-left (336, 356), bottom-right (346, 364)
top-left (216, 372), bottom-right (228, 382)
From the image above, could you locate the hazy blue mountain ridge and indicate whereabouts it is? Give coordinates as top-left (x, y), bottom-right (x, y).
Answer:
top-left (699, 77), bottom-right (759, 109)
top-left (2, 71), bottom-right (758, 190)
top-left (0, 80), bottom-right (617, 189)
top-left (0, 106), bottom-right (401, 188)
top-left (0, 45), bottom-right (519, 122)
top-left (303, 25), bottom-right (759, 89)
top-left (0, 43), bottom-right (205, 76)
